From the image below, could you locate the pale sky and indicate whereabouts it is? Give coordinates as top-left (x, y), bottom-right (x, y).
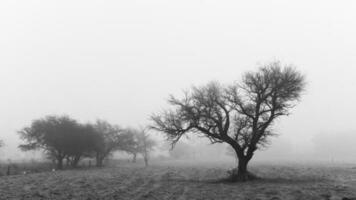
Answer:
top-left (1, 0), bottom-right (356, 161)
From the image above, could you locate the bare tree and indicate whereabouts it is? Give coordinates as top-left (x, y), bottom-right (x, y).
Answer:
top-left (137, 128), bottom-right (156, 167)
top-left (124, 128), bottom-right (156, 166)
top-left (124, 128), bottom-right (141, 163)
top-left (151, 62), bottom-right (305, 181)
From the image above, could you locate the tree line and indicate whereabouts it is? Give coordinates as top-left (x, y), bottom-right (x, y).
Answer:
top-left (2, 61), bottom-right (306, 182)
top-left (18, 116), bottom-right (156, 169)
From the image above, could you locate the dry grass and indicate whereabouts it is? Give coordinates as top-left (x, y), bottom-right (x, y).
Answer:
top-left (0, 160), bottom-right (356, 200)
top-left (0, 161), bottom-right (54, 176)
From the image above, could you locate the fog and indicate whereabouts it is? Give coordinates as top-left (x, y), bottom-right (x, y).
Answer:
top-left (1, 0), bottom-right (356, 163)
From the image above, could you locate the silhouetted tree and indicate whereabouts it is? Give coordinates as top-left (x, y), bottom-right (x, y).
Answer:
top-left (64, 124), bottom-right (98, 167)
top-left (151, 62), bottom-right (305, 181)
top-left (92, 120), bottom-right (135, 167)
top-left (18, 115), bottom-right (96, 169)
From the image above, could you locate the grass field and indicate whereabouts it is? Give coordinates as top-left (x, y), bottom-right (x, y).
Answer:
top-left (0, 160), bottom-right (356, 200)
top-left (0, 161), bottom-right (54, 176)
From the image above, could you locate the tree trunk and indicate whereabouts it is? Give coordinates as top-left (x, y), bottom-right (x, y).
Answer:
top-left (96, 152), bottom-right (105, 167)
top-left (229, 149), bottom-right (257, 182)
top-left (57, 157), bottom-right (63, 170)
top-left (132, 153), bottom-right (137, 163)
top-left (143, 150), bottom-right (149, 167)
top-left (144, 156), bottom-right (148, 167)
top-left (66, 157), bottom-right (70, 167)
top-left (235, 158), bottom-right (250, 181)
top-left (96, 157), bottom-right (104, 167)
top-left (71, 155), bottom-right (81, 168)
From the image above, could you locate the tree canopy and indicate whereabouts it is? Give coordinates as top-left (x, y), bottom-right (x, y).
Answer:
top-left (92, 120), bottom-right (135, 167)
top-left (18, 116), bottom-right (136, 169)
top-left (151, 62), bottom-right (306, 181)
top-left (18, 116), bottom-right (97, 169)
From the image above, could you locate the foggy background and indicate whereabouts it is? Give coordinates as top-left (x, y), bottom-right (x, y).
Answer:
top-left (1, 0), bottom-right (356, 163)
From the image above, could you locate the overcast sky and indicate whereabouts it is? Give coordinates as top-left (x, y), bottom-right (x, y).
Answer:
top-left (1, 0), bottom-right (356, 161)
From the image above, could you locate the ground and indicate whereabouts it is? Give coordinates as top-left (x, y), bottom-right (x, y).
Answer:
top-left (0, 161), bottom-right (356, 200)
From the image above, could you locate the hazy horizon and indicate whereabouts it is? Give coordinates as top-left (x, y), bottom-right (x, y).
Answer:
top-left (1, 0), bottom-right (356, 162)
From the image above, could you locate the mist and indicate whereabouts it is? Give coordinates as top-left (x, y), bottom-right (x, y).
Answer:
top-left (1, 0), bottom-right (356, 164)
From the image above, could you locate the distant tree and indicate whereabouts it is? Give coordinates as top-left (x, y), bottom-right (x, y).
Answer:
top-left (63, 124), bottom-right (98, 167)
top-left (18, 115), bottom-right (95, 169)
top-left (124, 128), bottom-right (156, 166)
top-left (92, 120), bottom-right (135, 167)
top-left (151, 62), bottom-right (305, 181)
top-left (122, 128), bottom-right (141, 163)
top-left (137, 128), bottom-right (156, 167)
